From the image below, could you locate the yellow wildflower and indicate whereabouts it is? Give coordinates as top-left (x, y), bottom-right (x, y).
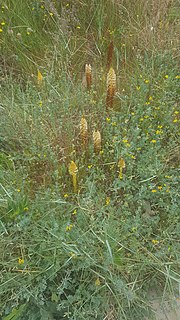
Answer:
top-left (152, 239), bottom-right (159, 245)
top-left (18, 258), bottom-right (24, 265)
top-left (95, 278), bottom-right (101, 286)
top-left (66, 224), bottom-right (73, 231)
top-left (151, 139), bottom-right (157, 143)
top-left (151, 189), bottom-right (157, 193)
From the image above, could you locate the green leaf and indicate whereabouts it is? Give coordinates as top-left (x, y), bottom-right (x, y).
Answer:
top-left (3, 304), bottom-right (26, 320)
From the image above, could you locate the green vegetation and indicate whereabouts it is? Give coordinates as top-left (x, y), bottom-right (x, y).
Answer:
top-left (0, 1), bottom-right (180, 319)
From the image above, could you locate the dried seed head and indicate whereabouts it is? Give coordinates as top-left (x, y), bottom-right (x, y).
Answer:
top-left (80, 117), bottom-right (88, 145)
top-left (85, 63), bottom-right (92, 90)
top-left (69, 161), bottom-right (78, 176)
top-left (93, 130), bottom-right (101, 153)
top-left (106, 67), bottom-right (116, 109)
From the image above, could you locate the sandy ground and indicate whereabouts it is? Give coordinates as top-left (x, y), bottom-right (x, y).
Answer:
top-left (148, 290), bottom-right (180, 320)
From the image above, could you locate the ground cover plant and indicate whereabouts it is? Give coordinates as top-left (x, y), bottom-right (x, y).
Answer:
top-left (0, 1), bottom-right (180, 319)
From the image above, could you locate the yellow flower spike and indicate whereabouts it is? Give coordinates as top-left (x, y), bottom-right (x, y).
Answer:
top-left (80, 117), bottom-right (88, 146)
top-left (106, 67), bottom-right (116, 109)
top-left (37, 69), bottom-right (43, 86)
top-left (69, 161), bottom-right (78, 193)
top-left (118, 158), bottom-right (125, 180)
top-left (85, 64), bottom-right (92, 90)
top-left (93, 130), bottom-right (101, 153)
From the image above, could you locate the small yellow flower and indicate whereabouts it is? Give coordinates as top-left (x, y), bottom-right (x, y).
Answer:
top-left (64, 194), bottom-right (69, 198)
top-left (175, 75), bottom-right (180, 79)
top-left (131, 112), bottom-right (135, 115)
top-left (157, 125), bottom-right (163, 129)
top-left (174, 111), bottom-right (179, 115)
top-left (111, 122), bottom-right (116, 126)
top-left (72, 209), bottom-right (77, 215)
top-left (18, 258), bottom-right (24, 265)
top-left (151, 189), bottom-right (157, 193)
top-left (88, 165), bottom-right (93, 169)
top-left (17, 189), bottom-right (21, 192)
top-left (95, 278), bottom-right (101, 286)
top-left (173, 119), bottom-right (178, 123)
top-left (76, 25), bottom-right (81, 29)
top-left (145, 101), bottom-right (150, 105)
top-left (69, 251), bottom-right (76, 258)
top-left (39, 100), bottom-right (43, 107)
top-left (136, 86), bottom-right (140, 90)
top-left (157, 186), bottom-right (162, 190)
top-left (0, 28), bottom-right (3, 32)
top-left (144, 79), bottom-right (149, 84)
top-left (151, 139), bottom-right (157, 143)
top-left (99, 150), bottom-right (104, 155)
top-left (106, 117), bottom-right (111, 122)
top-left (156, 130), bottom-right (162, 134)
top-left (164, 75), bottom-right (168, 79)
top-left (139, 118), bottom-right (144, 121)
top-left (164, 175), bottom-right (171, 179)
top-left (66, 224), bottom-right (73, 231)
top-left (144, 115), bottom-right (149, 119)
top-left (1, 22), bottom-right (5, 26)
top-left (24, 207), bottom-right (29, 211)
top-left (122, 139), bottom-right (128, 143)
top-left (105, 197), bottom-right (110, 205)
top-left (166, 189), bottom-right (170, 193)
top-left (152, 239), bottom-right (159, 245)
top-left (149, 96), bottom-right (153, 101)
top-left (49, 12), bottom-right (54, 16)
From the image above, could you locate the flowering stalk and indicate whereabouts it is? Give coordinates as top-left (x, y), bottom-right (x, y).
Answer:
top-left (118, 158), bottom-right (125, 179)
top-left (106, 67), bottom-right (116, 109)
top-left (93, 130), bottom-right (101, 153)
top-left (85, 64), bottom-right (92, 90)
top-left (69, 161), bottom-right (78, 193)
